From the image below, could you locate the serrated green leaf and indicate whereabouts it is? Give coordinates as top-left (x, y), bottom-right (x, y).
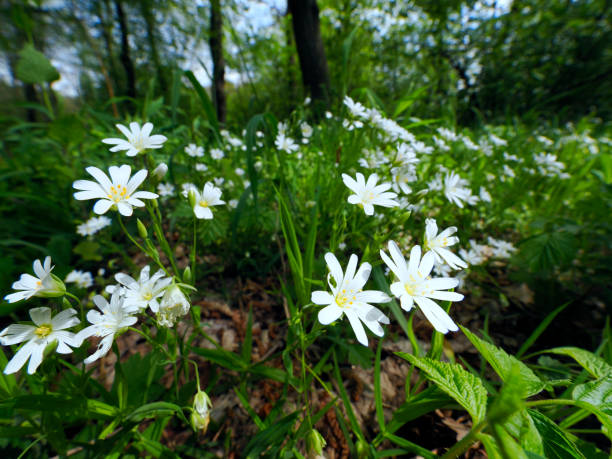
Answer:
top-left (548, 347), bottom-right (612, 379)
top-left (488, 365), bottom-right (525, 424)
top-left (504, 410), bottom-right (545, 456)
top-left (397, 353), bottom-right (487, 423)
top-left (572, 375), bottom-right (612, 414)
top-left (461, 326), bottom-right (545, 397)
top-left (16, 44), bottom-right (60, 84)
top-left (528, 409), bottom-right (585, 459)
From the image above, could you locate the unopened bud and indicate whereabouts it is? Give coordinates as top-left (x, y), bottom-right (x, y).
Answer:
top-left (38, 273), bottom-right (66, 299)
top-left (190, 390), bottom-right (212, 433)
top-left (188, 190), bottom-right (197, 209)
top-left (183, 266), bottom-right (192, 285)
top-left (356, 439), bottom-right (369, 459)
top-left (137, 219), bottom-right (148, 239)
top-left (152, 163), bottom-right (168, 180)
top-left (305, 428), bottom-right (326, 457)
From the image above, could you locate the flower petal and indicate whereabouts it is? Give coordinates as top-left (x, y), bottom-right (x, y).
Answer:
top-left (318, 304), bottom-right (343, 325)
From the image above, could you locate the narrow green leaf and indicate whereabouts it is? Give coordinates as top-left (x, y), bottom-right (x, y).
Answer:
top-left (517, 302), bottom-right (570, 358)
top-left (125, 402), bottom-right (181, 423)
top-left (184, 70), bottom-right (219, 136)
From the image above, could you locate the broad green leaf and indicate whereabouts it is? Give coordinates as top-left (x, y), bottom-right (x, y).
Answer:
top-left (244, 412), bottom-right (299, 458)
top-left (397, 353), bottom-right (487, 423)
top-left (492, 424), bottom-right (529, 459)
top-left (461, 326), bottom-right (545, 397)
top-left (572, 375), bottom-right (612, 414)
top-left (548, 347), bottom-right (612, 379)
top-left (488, 365), bottom-right (526, 424)
top-left (504, 410), bottom-right (545, 456)
top-left (73, 240), bottom-right (103, 261)
top-left (16, 44), bottom-right (60, 84)
top-left (528, 409), bottom-right (585, 459)
top-left (386, 386), bottom-right (455, 434)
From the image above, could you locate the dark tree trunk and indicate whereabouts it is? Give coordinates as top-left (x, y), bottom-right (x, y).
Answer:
top-left (114, 0), bottom-right (137, 101)
top-left (139, 0), bottom-right (167, 94)
top-left (287, 0), bottom-right (330, 104)
top-left (210, 0), bottom-right (226, 124)
top-left (98, 0), bottom-right (120, 93)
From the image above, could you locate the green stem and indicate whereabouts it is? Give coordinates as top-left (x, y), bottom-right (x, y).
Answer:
top-left (146, 203), bottom-right (181, 281)
top-left (191, 217), bottom-right (197, 283)
top-left (128, 327), bottom-right (172, 360)
top-left (440, 420), bottom-right (487, 459)
top-left (117, 214), bottom-right (171, 277)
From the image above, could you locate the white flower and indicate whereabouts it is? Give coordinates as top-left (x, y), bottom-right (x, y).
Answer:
top-left (4, 257), bottom-right (65, 303)
top-left (210, 148), bottom-right (225, 160)
top-left (487, 237), bottom-right (516, 259)
top-left (311, 253), bottom-right (391, 346)
top-left (304, 97), bottom-right (311, 105)
top-left (301, 122), bottom-right (313, 138)
top-left (213, 177), bottom-right (225, 186)
top-left (181, 182), bottom-right (198, 197)
top-left (275, 132), bottom-right (299, 154)
top-left (65, 270), bottom-right (93, 288)
top-left (462, 136), bottom-right (479, 151)
top-left (342, 119), bottom-right (364, 131)
top-left (0, 307), bottom-right (79, 374)
top-left (479, 187), bottom-right (491, 202)
top-left (343, 96), bottom-right (368, 118)
top-left (114, 266), bottom-right (172, 313)
top-left (185, 143), bottom-right (204, 157)
top-left (443, 171), bottom-right (471, 208)
top-left (77, 216), bottom-right (112, 236)
top-left (411, 141), bottom-right (433, 155)
top-left (192, 182), bottom-right (225, 219)
top-left (74, 292), bottom-right (138, 364)
top-left (152, 163), bottom-right (168, 180)
top-left (489, 133), bottom-right (507, 147)
top-left (380, 242), bottom-right (463, 333)
top-left (391, 166), bottom-right (417, 194)
top-left (102, 122), bottom-right (167, 157)
top-left (157, 284), bottom-right (190, 327)
top-left (433, 136), bottom-right (450, 152)
top-left (235, 167), bottom-right (245, 176)
top-left (229, 199), bottom-right (238, 208)
top-left (342, 172), bottom-right (399, 216)
top-left (157, 182), bottom-right (175, 197)
top-left (73, 165), bottom-right (158, 216)
top-left (195, 163), bottom-right (208, 172)
top-left (437, 127), bottom-right (459, 142)
top-left (424, 219), bottom-right (467, 270)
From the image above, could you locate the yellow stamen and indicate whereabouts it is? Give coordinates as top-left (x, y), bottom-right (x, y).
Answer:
top-left (34, 324), bottom-right (52, 338)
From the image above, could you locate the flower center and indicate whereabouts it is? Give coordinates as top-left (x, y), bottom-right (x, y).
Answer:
top-left (143, 292), bottom-right (153, 301)
top-left (199, 200), bottom-right (209, 208)
top-left (34, 324), bottom-right (52, 338)
top-left (404, 282), bottom-right (417, 296)
top-left (107, 184), bottom-right (130, 202)
top-left (335, 289), bottom-right (356, 309)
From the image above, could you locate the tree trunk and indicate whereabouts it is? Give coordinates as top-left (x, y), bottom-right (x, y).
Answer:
top-left (209, 0), bottom-right (226, 124)
top-left (139, 0), bottom-right (167, 95)
top-left (287, 0), bottom-right (330, 105)
top-left (114, 0), bottom-right (137, 102)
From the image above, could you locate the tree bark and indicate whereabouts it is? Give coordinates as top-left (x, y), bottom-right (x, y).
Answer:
top-left (209, 0), bottom-right (226, 124)
top-left (114, 0), bottom-right (137, 102)
top-left (287, 0), bottom-right (330, 104)
top-left (139, 0), bottom-right (167, 95)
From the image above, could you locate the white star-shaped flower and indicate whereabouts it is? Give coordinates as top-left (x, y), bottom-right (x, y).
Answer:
top-left (75, 292), bottom-right (139, 364)
top-left (342, 172), bottom-right (399, 216)
top-left (0, 307), bottom-right (79, 374)
top-left (424, 219), bottom-right (467, 270)
top-left (192, 182), bottom-right (225, 219)
top-left (380, 241), bottom-right (463, 334)
top-left (73, 165), bottom-right (159, 216)
top-left (312, 253), bottom-right (391, 346)
top-left (114, 265), bottom-right (172, 313)
top-left (102, 122), bottom-right (167, 157)
top-left (4, 257), bottom-right (65, 303)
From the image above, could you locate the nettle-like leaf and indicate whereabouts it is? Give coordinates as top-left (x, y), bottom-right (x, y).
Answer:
top-left (572, 375), bottom-right (612, 414)
top-left (548, 347), bottom-right (612, 379)
top-left (461, 326), bottom-right (546, 398)
top-left (397, 353), bottom-right (487, 423)
top-left (528, 410), bottom-right (586, 459)
top-left (15, 44), bottom-right (60, 84)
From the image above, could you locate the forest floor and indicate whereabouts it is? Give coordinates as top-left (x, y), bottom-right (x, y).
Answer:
top-left (92, 252), bottom-right (607, 458)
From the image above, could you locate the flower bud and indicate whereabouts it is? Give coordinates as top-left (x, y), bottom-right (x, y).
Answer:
top-left (152, 163), bottom-right (168, 180)
top-left (190, 390), bottom-right (212, 433)
top-left (188, 190), bottom-right (197, 209)
top-left (356, 438), bottom-right (369, 459)
top-left (137, 218), bottom-right (148, 239)
top-left (157, 284), bottom-right (190, 327)
top-left (305, 428), bottom-right (326, 457)
top-left (183, 266), bottom-right (192, 285)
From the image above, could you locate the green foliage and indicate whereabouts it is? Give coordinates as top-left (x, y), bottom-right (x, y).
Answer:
top-left (15, 44), bottom-right (60, 84)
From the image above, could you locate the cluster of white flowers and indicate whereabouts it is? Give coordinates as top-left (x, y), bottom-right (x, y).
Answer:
top-left (533, 153), bottom-right (569, 179)
top-left (2, 260), bottom-right (190, 374)
top-left (185, 143), bottom-right (204, 158)
top-left (275, 121), bottom-right (300, 154)
top-left (76, 216), bottom-right (112, 236)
